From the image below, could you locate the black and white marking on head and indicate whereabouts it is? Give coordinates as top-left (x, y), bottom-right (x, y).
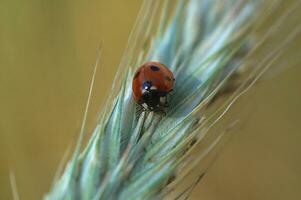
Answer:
top-left (150, 65), bottom-right (160, 71)
top-left (150, 86), bottom-right (157, 90)
top-left (142, 81), bottom-right (157, 94)
top-left (142, 81), bottom-right (152, 91)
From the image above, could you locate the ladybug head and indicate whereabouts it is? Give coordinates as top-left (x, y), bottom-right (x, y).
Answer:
top-left (141, 81), bottom-right (161, 111)
top-left (142, 81), bottom-right (154, 92)
top-left (141, 90), bottom-right (160, 111)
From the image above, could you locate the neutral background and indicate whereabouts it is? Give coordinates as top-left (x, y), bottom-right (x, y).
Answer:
top-left (0, 0), bottom-right (300, 199)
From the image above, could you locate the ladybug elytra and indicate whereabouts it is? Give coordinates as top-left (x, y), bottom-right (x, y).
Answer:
top-left (132, 61), bottom-right (175, 112)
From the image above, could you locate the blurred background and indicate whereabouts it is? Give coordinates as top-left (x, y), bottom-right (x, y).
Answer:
top-left (0, 0), bottom-right (300, 199)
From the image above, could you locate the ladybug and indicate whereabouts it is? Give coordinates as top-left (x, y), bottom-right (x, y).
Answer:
top-left (132, 61), bottom-right (175, 112)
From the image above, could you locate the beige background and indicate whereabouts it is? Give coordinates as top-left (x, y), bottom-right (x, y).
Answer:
top-left (0, 1), bottom-right (300, 199)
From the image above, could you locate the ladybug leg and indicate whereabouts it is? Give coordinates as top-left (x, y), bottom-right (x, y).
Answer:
top-left (158, 109), bottom-right (166, 116)
top-left (160, 96), bottom-right (168, 107)
top-left (168, 89), bottom-right (174, 95)
top-left (135, 105), bottom-right (145, 119)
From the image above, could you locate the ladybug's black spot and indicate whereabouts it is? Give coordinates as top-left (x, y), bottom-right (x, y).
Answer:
top-left (164, 76), bottom-right (172, 81)
top-left (150, 65), bottom-right (160, 71)
top-left (134, 71), bottom-right (140, 79)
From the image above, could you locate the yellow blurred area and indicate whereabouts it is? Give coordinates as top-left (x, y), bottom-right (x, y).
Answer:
top-left (0, 1), bottom-right (300, 199)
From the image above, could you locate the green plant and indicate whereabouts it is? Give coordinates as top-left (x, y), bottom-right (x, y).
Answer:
top-left (45, 0), bottom-right (300, 199)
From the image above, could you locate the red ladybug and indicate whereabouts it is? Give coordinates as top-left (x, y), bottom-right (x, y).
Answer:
top-left (132, 61), bottom-right (175, 111)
